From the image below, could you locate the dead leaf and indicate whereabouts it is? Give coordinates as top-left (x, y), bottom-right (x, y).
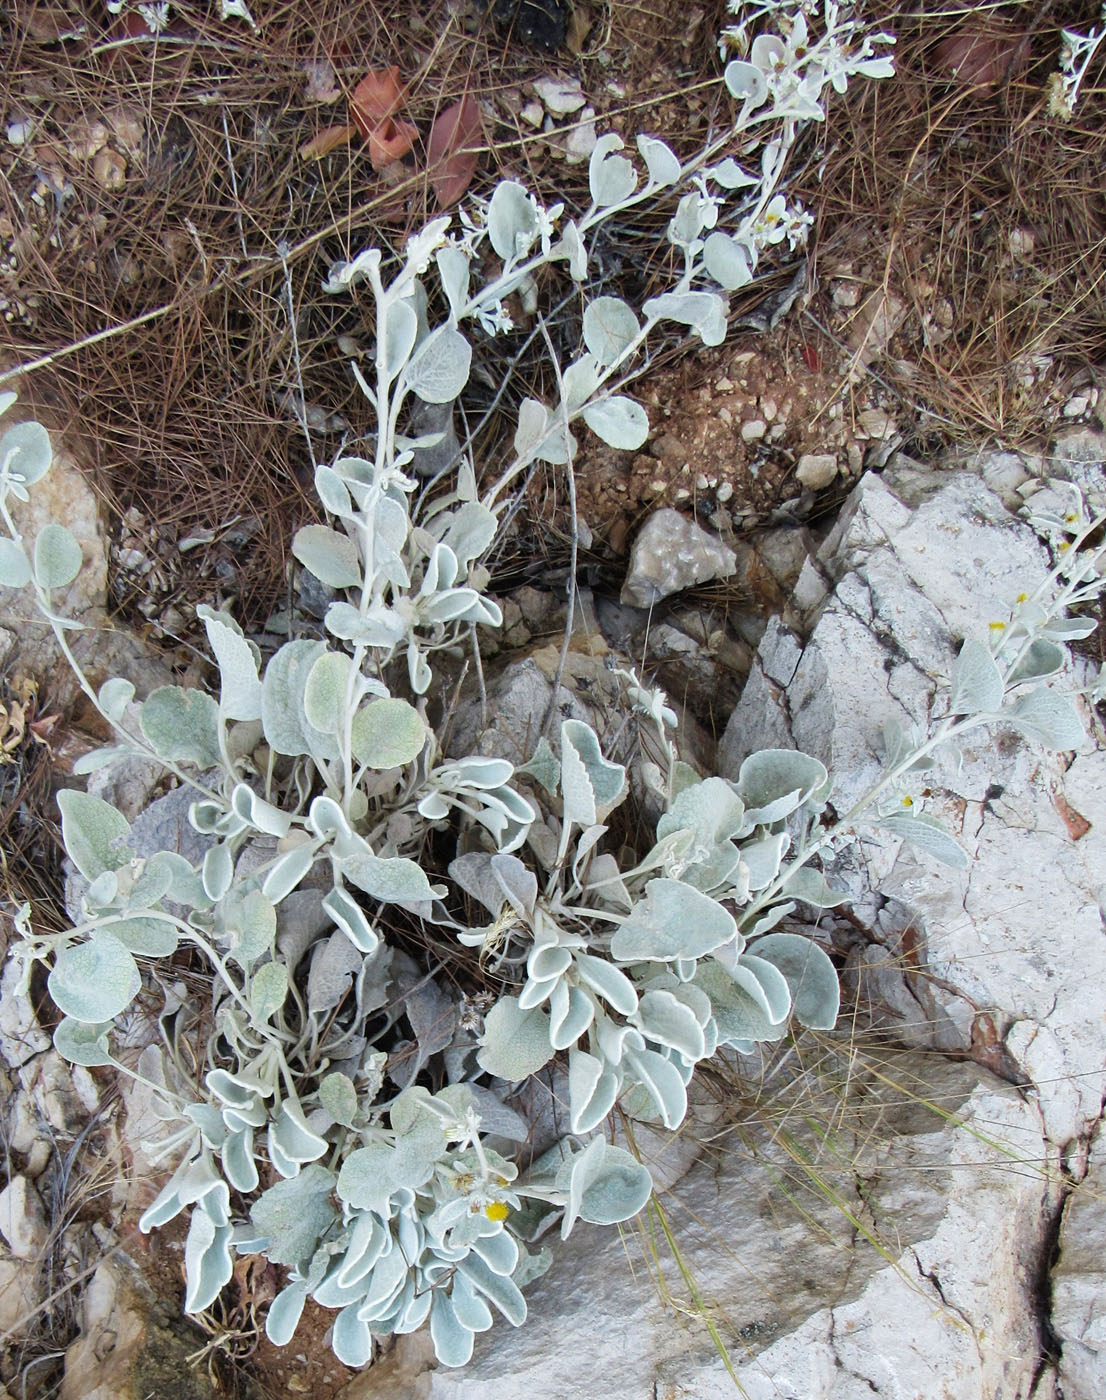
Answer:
top-left (21, 4), bottom-right (87, 44)
top-left (932, 25), bottom-right (1029, 88)
top-left (93, 147), bottom-right (126, 192)
top-left (367, 115), bottom-right (419, 171)
top-left (299, 123), bottom-right (357, 161)
top-left (1052, 790), bottom-right (1091, 841)
top-left (351, 66), bottom-right (407, 138)
top-left (566, 4), bottom-right (593, 56)
top-left (426, 94), bottom-right (483, 209)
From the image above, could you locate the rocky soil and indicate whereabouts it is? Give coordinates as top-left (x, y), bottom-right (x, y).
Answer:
top-left (2, 406), bottom-right (1105, 1399)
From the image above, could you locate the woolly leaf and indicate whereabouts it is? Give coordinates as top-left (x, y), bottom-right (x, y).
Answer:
top-left (1005, 688), bottom-right (1086, 750)
top-left (694, 958), bottom-right (788, 1044)
top-left (0, 538), bottom-right (31, 587)
top-left (198, 607), bottom-right (262, 721)
top-left (1006, 639), bottom-right (1066, 686)
top-left (319, 1071), bottom-right (358, 1128)
top-left (724, 59), bottom-right (769, 104)
top-left (560, 720), bottom-right (626, 827)
top-left (589, 134), bottom-right (637, 206)
top-left (642, 290), bottom-right (728, 347)
top-left (261, 639), bottom-right (329, 758)
top-left (141, 687), bottom-right (222, 768)
top-left (49, 932), bottom-right (140, 1023)
top-left (576, 1143), bottom-right (652, 1225)
top-left (0, 420), bottom-right (52, 484)
top-left (57, 790), bottom-right (132, 880)
top-left (250, 961), bottom-right (289, 1024)
top-left (350, 697), bottom-right (426, 768)
top-left (634, 989), bottom-right (707, 1061)
top-left (703, 232), bottom-right (754, 290)
top-left (291, 525), bottom-right (362, 590)
top-left (949, 639), bottom-right (1003, 715)
top-left (34, 523), bottom-right (82, 589)
top-left (877, 811), bottom-right (970, 868)
top-left (487, 180), bottom-right (538, 260)
top-left (109, 917), bottom-right (178, 957)
top-left (582, 395), bottom-right (649, 451)
top-left (184, 1209), bottom-right (234, 1314)
top-left (736, 748), bottom-right (829, 823)
top-left (582, 297), bottom-right (640, 366)
top-left (749, 932), bottom-right (840, 1030)
top-left (266, 1283), bottom-right (308, 1347)
top-left (405, 325), bottom-right (472, 403)
top-left (342, 852), bottom-right (435, 904)
top-left (384, 299), bottom-right (419, 380)
top-left (636, 134), bottom-right (680, 186)
top-left (54, 1017), bottom-right (113, 1067)
top-left (251, 1164), bottom-right (338, 1267)
top-left (476, 996), bottom-right (555, 1080)
top-left (303, 651), bottom-right (353, 736)
top-left (610, 879), bottom-right (736, 962)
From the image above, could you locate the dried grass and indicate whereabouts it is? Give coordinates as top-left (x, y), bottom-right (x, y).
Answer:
top-left (1, 0), bottom-right (729, 631)
top-left (806, 0), bottom-right (1106, 446)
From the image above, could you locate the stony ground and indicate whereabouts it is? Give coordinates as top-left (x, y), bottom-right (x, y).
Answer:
top-left (1, 2), bottom-right (1105, 1398)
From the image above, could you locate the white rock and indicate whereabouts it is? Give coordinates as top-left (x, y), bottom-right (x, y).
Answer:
top-left (741, 418), bottom-right (767, 441)
top-left (0, 424), bottom-right (171, 697)
top-left (563, 110), bottom-right (597, 164)
top-left (832, 280), bottom-right (861, 308)
top-left (0, 1256), bottom-right (43, 1337)
top-left (621, 508), bottom-right (737, 607)
top-left (0, 1175), bottom-right (48, 1260)
top-left (341, 1061), bottom-right (1056, 1400)
top-left (1064, 395), bottom-right (1090, 418)
top-left (719, 467), bottom-right (1106, 1150)
top-left (0, 956), bottom-right (50, 1067)
top-left (531, 76), bottom-right (587, 115)
top-left (1053, 1118), bottom-right (1106, 1398)
top-left (795, 452), bottom-right (839, 490)
top-left (520, 100), bottom-right (544, 128)
top-left (61, 1255), bottom-right (220, 1400)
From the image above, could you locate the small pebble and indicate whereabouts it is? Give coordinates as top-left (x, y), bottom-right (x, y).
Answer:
top-left (1063, 395), bottom-right (1089, 418)
top-left (832, 281), bottom-right (861, 308)
top-left (741, 419), bottom-right (766, 442)
top-left (716, 481), bottom-right (733, 503)
top-left (796, 452), bottom-right (839, 491)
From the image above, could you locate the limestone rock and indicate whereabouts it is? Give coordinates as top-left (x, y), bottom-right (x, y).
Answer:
top-left (795, 451), bottom-right (839, 491)
top-left (60, 1256), bottom-right (219, 1400)
top-left (340, 1059), bottom-right (1057, 1400)
top-left (719, 466), bottom-right (1106, 1149)
top-left (0, 1175), bottom-right (48, 1259)
top-left (621, 508), bottom-right (737, 607)
top-left (0, 417), bottom-right (171, 698)
top-left (0, 955), bottom-right (50, 1068)
top-left (1053, 1118), bottom-right (1106, 1399)
top-left (0, 1256), bottom-right (43, 1338)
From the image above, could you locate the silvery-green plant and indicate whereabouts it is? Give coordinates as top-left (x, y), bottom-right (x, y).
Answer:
top-left (8, 2), bottom-right (1101, 1376)
top-left (1048, 2), bottom-right (1106, 118)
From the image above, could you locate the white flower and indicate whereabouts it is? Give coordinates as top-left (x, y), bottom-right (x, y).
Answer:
top-left (137, 1), bottom-right (171, 31)
top-left (403, 216), bottom-right (453, 277)
top-left (474, 300), bottom-right (515, 337)
top-left (532, 198), bottom-right (564, 255)
top-left (691, 174), bottom-right (725, 230)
